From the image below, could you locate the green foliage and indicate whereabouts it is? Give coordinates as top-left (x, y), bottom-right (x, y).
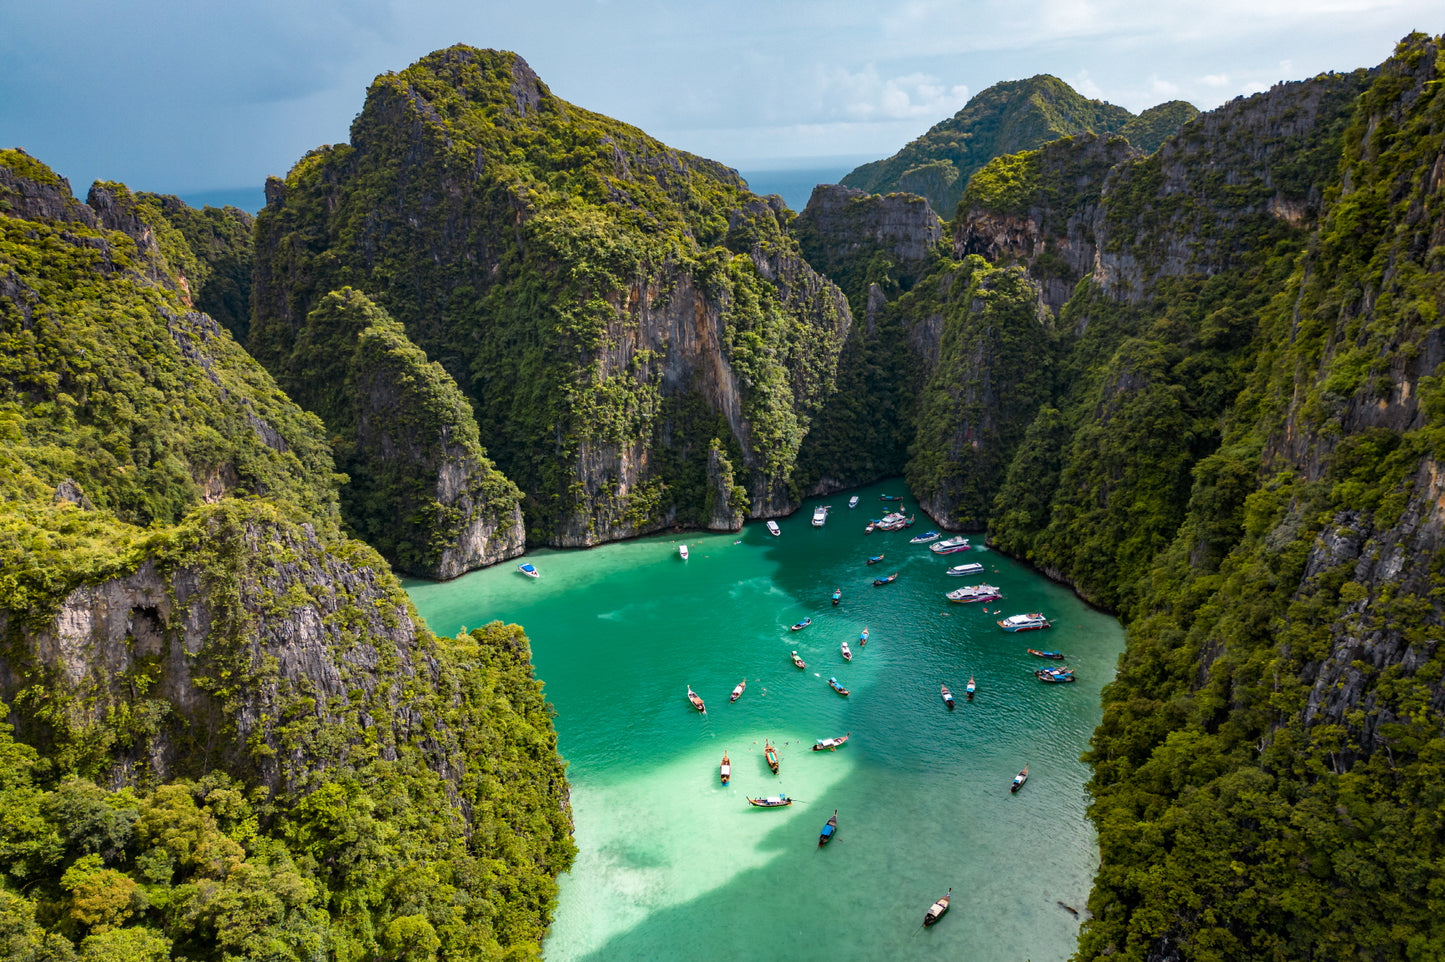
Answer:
top-left (1065, 34), bottom-right (1445, 960)
top-left (137, 193), bottom-right (255, 343)
top-left (905, 260), bottom-right (1056, 526)
top-left (251, 45), bottom-right (846, 541)
top-left (0, 153), bottom-right (573, 959)
top-left (840, 74), bottom-right (1160, 215)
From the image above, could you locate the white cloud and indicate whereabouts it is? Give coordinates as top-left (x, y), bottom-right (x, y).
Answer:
top-left (1199, 73), bottom-right (1231, 87)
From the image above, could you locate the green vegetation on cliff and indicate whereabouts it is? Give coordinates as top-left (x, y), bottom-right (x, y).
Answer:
top-left (287, 287), bottom-right (524, 578)
top-left (251, 46), bottom-right (848, 543)
top-left (0, 153), bottom-right (573, 959)
top-left (840, 75), bottom-right (1197, 217)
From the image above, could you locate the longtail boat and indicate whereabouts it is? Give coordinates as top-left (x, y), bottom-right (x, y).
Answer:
top-left (765, 741), bottom-right (780, 774)
top-left (819, 810), bottom-right (838, 847)
top-left (720, 752), bottom-right (731, 784)
top-left (1011, 765), bottom-right (1029, 793)
top-left (730, 678), bottom-right (746, 702)
top-left (747, 795), bottom-right (792, 808)
top-left (923, 889), bottom-right (952, 926)
top-left (941, 684), bottom-right (954, 709)
top-left (687, 686), bottom-right (706, 712)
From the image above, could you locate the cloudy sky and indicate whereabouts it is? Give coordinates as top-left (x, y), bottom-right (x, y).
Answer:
top-left (1, 0), bottom-right (1439, 197)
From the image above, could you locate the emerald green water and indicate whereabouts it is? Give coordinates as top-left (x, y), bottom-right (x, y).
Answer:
top-left (406, 483), bottom-right (1125, 961)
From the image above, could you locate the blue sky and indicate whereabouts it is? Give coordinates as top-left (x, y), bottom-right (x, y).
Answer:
top-left (1, 0), bottom-right (1439, 197)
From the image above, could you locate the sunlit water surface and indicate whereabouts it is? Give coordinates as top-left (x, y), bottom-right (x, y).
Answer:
top-left (406, 483), bottom-right (1125, 961)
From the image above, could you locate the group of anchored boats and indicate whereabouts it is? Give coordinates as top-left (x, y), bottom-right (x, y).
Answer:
top-left (678, 492), bottom-right (1085, 930)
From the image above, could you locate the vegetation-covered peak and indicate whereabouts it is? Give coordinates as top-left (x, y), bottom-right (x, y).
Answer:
top-left (840, 74), bottom-right (1191, 217)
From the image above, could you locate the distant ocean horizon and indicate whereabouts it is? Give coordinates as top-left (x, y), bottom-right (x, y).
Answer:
top-left (737, 156), bottom-right (873, 212)
top-left (176, 158), bottom-right (873, 218)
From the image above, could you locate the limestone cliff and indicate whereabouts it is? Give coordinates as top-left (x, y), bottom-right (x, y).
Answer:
top-left (250, 46), bottom-right (850, 546)
top-left (0, 150), bottom-right (573, 959)
top-left (286, 288), bottom-right (525, 579)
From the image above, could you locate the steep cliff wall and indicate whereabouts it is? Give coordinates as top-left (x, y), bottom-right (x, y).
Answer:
top-left (251, 46), bottom-right (850, 545)
top-left (0, 151), bottom-right (573, 959)
top-left (1046, 35), bottom-right (1445, 960)
top-left (286, 288), bottom-right (525, 579)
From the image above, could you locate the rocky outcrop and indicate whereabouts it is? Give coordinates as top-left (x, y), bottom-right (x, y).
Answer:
top-left (954, 134), bottom-right (1139, 317)
top-left (251, 46), bottom-right (850, 547)
top-left (0, 149), bottom-right (98, 226)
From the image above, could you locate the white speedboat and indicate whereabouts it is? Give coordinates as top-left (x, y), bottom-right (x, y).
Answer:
top-left (930, 537), bottom-right (971, 554)
top-left (848, 496), bottom-right (859, 508)
top-left (946, 562), bottom-right (985, 576)
top-left (766, 520), bottom-right (781, 536)
top-left (679, 544), bottom-right (689, 560)
top-left (812, 505), bottom-right (829, 526)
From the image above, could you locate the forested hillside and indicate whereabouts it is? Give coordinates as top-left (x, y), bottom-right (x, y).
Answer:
top-left (0, 150), bottom-right (573, 961)
top-left (858, 34), bottom-right (1445, 959)
top-left (839, 74), bottom-right (1197, 216)
top-left (250, 45), bottom-right (851, 548)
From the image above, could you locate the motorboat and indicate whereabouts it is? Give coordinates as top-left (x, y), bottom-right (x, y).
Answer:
top-left (730, 678), bottom-right (746, 702)
top-left (840, 639), bottom-right (852, 662)
top-left (998, 613), bottom-right (1051, 632)
top-left (945, 562), bottom-right (985, 576)
top-left (812, 733), bottom-right (850, 751)
top-left (517, 562), bottom-right (539, 578)
top-left (812, 505), bottom-right (829, 526)
top-left (930, 537), bottom-right (971, 554)
top-left (910, 531), bottom-right (940, 543)
top-left (766, 520), bottom-right (781, 536)
top-left (678, 544), bottom-right (689, 560)
top-left (945, 584), bottom-right (1001, 604)
top-left (848, 496), bottom-right (859, 508)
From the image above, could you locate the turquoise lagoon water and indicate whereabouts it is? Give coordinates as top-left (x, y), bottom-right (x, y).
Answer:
top-left (406, 482), bottom-right (1125, 961)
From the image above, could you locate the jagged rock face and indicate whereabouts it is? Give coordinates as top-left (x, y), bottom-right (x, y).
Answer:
top-left (0, 149), bottom-right (98, 226)
top-left (251, 46), bottom-right (849, 547)
top-left (0, 514), bottom-right (429, 790)
top-left (1090, 71), bottom-right (1373, 306)
top-left (953, 134), bottom-right (1139, 318)
top-left (798, 185), bottom-right (942, 274)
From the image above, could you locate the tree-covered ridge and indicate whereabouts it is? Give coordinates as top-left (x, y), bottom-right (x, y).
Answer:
top-left (288, 287), bottom-right (525, 579)
top-left (974, 34), bottom-right (1445, 959)
top-left (0, 154), bottom-right (342, 617)
top-left (0, 614), bottom-right (573, 962)
top-left (839, 75), bottom-right (1196, 217)
top-left (138, 192), bottom-right (256, 344)
top-left (0, 153), bottom-right (574, 959)
top-left (251, 45), bottom-right (849, 545)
